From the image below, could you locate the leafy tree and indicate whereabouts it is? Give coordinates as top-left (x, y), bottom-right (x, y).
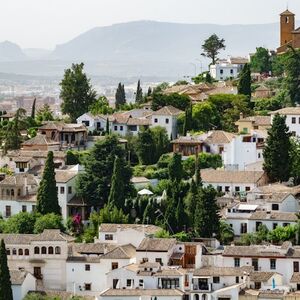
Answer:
top-left (218, 221), bottom-right (234, 245)
top-left (154, 229), bottom-right (171, 238)
top-left (151, 126), bottom-right (170, 162)
top-left (250, 47), bottom-right (271, 73)
top-left (268, 225), bottom-right (297, 244)
top-left (135, 80), bottom-right (143, 104)
top-left (271, 54), bottom-right (287, 77)
top-left (152, 82), bottom-right (169, 94)
top-left (108, 156), bottom-right (132, 208)
top-left (36, 151), bottom-right (60, 215)
top-left (168, 153), bottom-right (183, 182)
top-left (66, 150), bottom-right (80, 165)
top-left (263, 114), bottom-right (291, 182)
top-left (2, 212), bottom-right (36, 234)
top-left (151, 93), bottom-right (190, 111)
top-left (185, 179), bottom-right (198, 227)
top-left (192, 101), bottom-right (218, 131)
top-left (192, 72), bottom-right (213, 84)
top-left (34, 213), bottom-right (64, 233)
top-left (136, 129), bottom-right (156, 165)
top-left (0, 239), bottom-right (13, 300)
top-left (290, 139), bottom-right (300, 185)
top-left (31, 98), bottom-right (36, 119)
top-left (98, 205), bottom-right (129, 224)
top-left (36, 104), bottom-right (54, 122)
top-left (194, 186), bottom-right (219, 238)
top-left (89, 96), bottom-right (113, 115)
top-left (76, 135), bottom-right (132, 207)
top-left (238, 64), bottom-right (252, 99)
top-left (115, 82), bottom-right (126, 109)
top-left (60, 63), bottom-right (97, 122)
top-left (284, 47), bottom-right (300, 104)
top-left (254, 97), bottom-right (282, 113)
top-left (201, 34), bottom-right (226, 65)
top-left (143, 199), bottom-right (158, 224)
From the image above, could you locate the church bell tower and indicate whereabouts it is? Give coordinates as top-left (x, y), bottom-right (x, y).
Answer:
top-left (280, 9), bottom-right (295, 46)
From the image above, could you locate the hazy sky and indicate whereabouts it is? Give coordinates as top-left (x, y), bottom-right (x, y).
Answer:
top-left (1, 0), bottom-right (300, 49)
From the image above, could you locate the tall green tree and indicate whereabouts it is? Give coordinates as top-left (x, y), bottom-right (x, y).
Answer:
top-left (201, 34), bottom-right (226, 65)
top-left (76, 135), bottom-right (133, 207)
top-left (168, 153), bottom-right (183, 182)
top-left (263, 114), bottom-right (291, 182)
top-left (183, 103), bottom-right (192, 136)
top-left (185, 179), bottom-right (198, 227)
top-left (147, 86), bottom-right (152, 97)
top-left (60, 63), bottom-right (97, 122)
top-left (136, 129), bottom-right (156, 165)
top-left (0, 239), bottom-right (13, 300)
top-left (108, 156), bottom-right (132, 208)
top-left (106, 118), bottom-right (110, 135)
top-left (194, 186), bottom-right (219, 238)
top-left (89, 96), bottom-right (113, 115)
top-left (36, 104), bottom-right (54, 122)
top-left (238, 64), bottom-right (252, 99)
top-left (115, 83), bottom-right (126, 109)
top-left (31, 98), bottom-right (36, 119)
top-left (284, 47), bottom-right (300, 104)
top-left (36, 151), bottom-right (60, 215)
top-left (250, 47), bottom-right (271, 73)
top-left (135, 80), bottom-right (143, 104)
top-left (151, 126), bottom-right (170, 162)
top-left (289, 139), bottom-right (300, 185)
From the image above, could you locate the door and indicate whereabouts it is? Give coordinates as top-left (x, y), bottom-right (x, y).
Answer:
top-left (34, 267), bottom-right (42, 279)
top-left (252, 258), bottom-right (258, 271)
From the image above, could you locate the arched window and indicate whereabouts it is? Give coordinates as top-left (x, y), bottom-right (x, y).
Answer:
top-left (11, 189), bottom-right (14, 196)
top-left (41, 247), bottom-right (47, 254)
top-left (25, 249), bottom-right (29, 256)
top-left (6, 189), bottom-right (10, 196)
top-left (34, 247), bottom-right (40, 254)
top-left (17, 189), bottom-right (21, 196)
top-left (202, 295), bottom-right (207, 300)
top-left (55, 246), bottom-right (61, 255)
top-left (12, 248), bottom-right (16, 255)
top-left (48, 247), bottom-right (54, 255)
top-left (18, 249), bottom-right (23, 255)
top-left (194, 295), bottom-right (199, 300)
top-left (6, 248), bottom-right (10, 255)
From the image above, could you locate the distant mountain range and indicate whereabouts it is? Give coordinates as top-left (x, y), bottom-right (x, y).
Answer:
top-left (0, 21), bottom-right (281, 78)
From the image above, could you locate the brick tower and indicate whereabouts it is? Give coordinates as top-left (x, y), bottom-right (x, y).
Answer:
top-left (280, 9), bottom-right (295, 46)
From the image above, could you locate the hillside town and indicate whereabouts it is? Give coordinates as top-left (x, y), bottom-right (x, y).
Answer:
top-left (2, 6), bottom-right (300, 300)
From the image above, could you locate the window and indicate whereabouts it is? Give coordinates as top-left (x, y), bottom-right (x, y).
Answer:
top-left (55, 246), bottom-right (61, 254)
top-left (154, 118), bottom-right (158, 123)
top-left (258, 153), bottom-right (261, 159)
top-left (32, 205), bottom-right (36, 212)
top-left (139, 279), bottom-right (144, 287)
top-left (12, 248), bottom-right (17, 255)
top-left (120, 125), bottom-right (123, 131)
top-left (48, 247), bottom-right (53, 254)
top-left (22, 205), bottom-right (27, 212)
top-left (220, 69), bottom-right (224, 74)
top-left (85, 264), bottom-right (90, 271)
top-left (235, 276), bottom-right (239, 283)
top-left (299, 117), bottom-right (300, 124)
top-left (272, 204), bottom-right (279, 211)
top-left (112, 262), bottom-right (118, 270)
top-left (252, 258), bottom-right (258, 271)
top-left (155, 258), bottom-right (162, 265)
top-left (234, 258), bottom-right (240, 267)
top-left (11, 189), bottom-right (14, 196)
top-left (5, 206), bottom-right (11, 217)
top-left (240, 223), bottom-right (247, 234)
top-left (25, 249), bottom-right (29, 256)
top-left (230, 69), bottom-right (233, 74)
top-left (165, 118), bottom-right (169, 124)
top-left (283, 223), bottom-right (290, 227)
top-left (225, 186), bottom-right (230, 192)
top-left (292, 117), bottom-right (296, 124)
top-left (294, 261), bottom-right (299, 272)
top-left (292, 131), bottom-right (296, 137)
top-left (245, 186), bottom-right (250, 192)
top-left (84, 283), bottom-right (91, 291)
top-left (142, 257), bottom-right (148, 263)
top-left (217, 186), bottom-right (222, 192)
top-left (41, 247), bottom-right (47, 254)
top-left (105, 234), bottom-right (113, 241)
top-left (161, 278), bottom-right (179, 289)
top-left (6, 249), bottom-right (10, 255)
top-left (60, 187), bottom-right (65, 194)
top-left (270, 259), bottom-right (276, 270)
top-left (273, 223), bottom-right (278, 230)
top-left (254, 282), bottom-right (261, 289)
top-left (18, 249), bottom-right (23, 255)
top-left (67, 186), bottom-right (72, 194)
top-left (114, 125), bottom-right (118, 131)
top-left (126, 279), bottom-right (132, 287)
top-left (235, 186), bottom-right (240, 192)
top-left (213, 277), bottom-right (220, 283)
top-left (297, 283), bottom-right (300, 291)
top-left (34, 247), bottom-right (39, 254)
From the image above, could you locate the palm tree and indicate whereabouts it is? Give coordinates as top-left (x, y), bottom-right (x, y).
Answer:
top-left (219, 221), bottom-right (234, 245)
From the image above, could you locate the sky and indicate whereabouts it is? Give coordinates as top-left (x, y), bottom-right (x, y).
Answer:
top-left (1, 0), bottom-right (300, 49)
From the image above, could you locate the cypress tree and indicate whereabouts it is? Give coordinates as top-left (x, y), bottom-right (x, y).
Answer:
top-left (135, 80), bottom-right (143, 104)
top-left (168, 153), bottom-right (183, 182)
top-left (195, 154), bottom-right (202, 186)
top-left (136, 129), bottom-right (156, 165)
top-left (185, 179), bottom-right (198, 227)
top-left (31, 98), bottom-right (36, 119)
top-left (115, 83), bottom-right (126, 109)
top-left (108, 156), bottom-right (127, 208)
top-left (147, 86), bottom-right (152, 97)
top-left (106, 118), bottom-right (110, 135)
top-left (194, 186), bottom-right (219, 238)
top-left (263, 114), bottom-right (291, 182)
top-left (36, 151), bottom-right (60, 215)
top-left (238, 64), bottom-right (252, 98)
top-left (175, 197), bottom-right (188, 232)
top-left (0, 239), bottom-right (13, 300)
top-left (183, 103), bottom-right (192, 136)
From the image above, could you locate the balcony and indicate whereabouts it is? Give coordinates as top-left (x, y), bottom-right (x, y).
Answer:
top-left (192, 283), bottom-right (212, 292)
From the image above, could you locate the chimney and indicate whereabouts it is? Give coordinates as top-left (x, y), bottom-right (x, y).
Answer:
top-left (239, 112), bottom-right (244, 119)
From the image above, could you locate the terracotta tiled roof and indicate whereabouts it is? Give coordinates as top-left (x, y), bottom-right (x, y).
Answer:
top-left (100, 289), bottom-right (184, 297)
top-left (0, 174), bottom-right (38, 187)
top-left (249, 272), bottom-right (277, 282)
top-left (102, 244), bottom-right (136, 259)
top-left (152, 105), bottom-right (183, 116)
top-left (127, 117), bottom-right (151, 126)
top-left (291, 273), bottom-right (300, 283)
top-left (201, 168), bottom-right (265, 184)
top-left (237, 116), bottom-right (271, 126)
top-left (270, 107), bottom-right (300, 115)
top-left (194, 266), bottom-right (253, 277)
top-left (39, 121), bottom-right (87, 132)
top-left (204, 130), bottom-right (235, 144)
top-left (8, 150), bottom-right (66, 159)
top-left (249, 211), bottom-right (298, 222)
top-left (22, 135), bottom-right (60, 146)
top-left (171, 135), bottom-right (204, 144)
top-left (72, 243), bottom-right (116, 255)
top-left (280, 9), bottom-right (295, 16)
top-left (99, 224), bottom-right (161, 235)
top-left (137, 238), bottom-right (176, 252)
top-left (55, 170), bottom-right (77, 183)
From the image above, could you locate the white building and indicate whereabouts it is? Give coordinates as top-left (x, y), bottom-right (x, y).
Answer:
top-left (210, 62), bottom-right (239, 81)
top-left (201, 169), bottom-right (267, 195)
top-left (270, 107), bottom-right (300, 137)
top-left (11, 270), bottom-right (36, 300)
top-left (76, 113), bottom-right (107, 133)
